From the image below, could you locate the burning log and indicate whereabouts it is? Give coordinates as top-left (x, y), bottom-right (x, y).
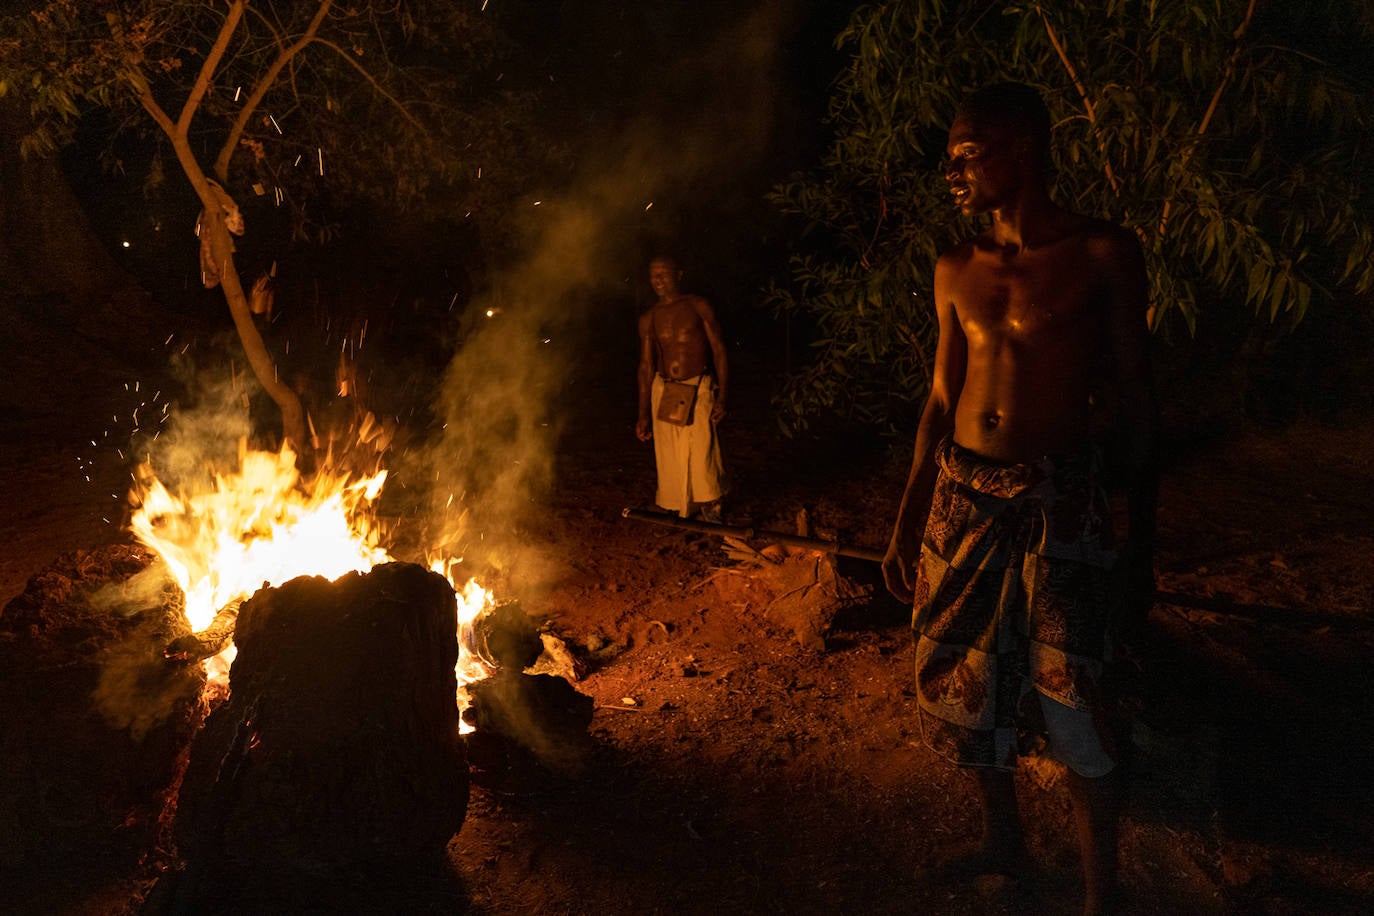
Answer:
top-left (460, 600), bottom-right (595, 779)
top-left (166, 563), bottom-right (467, 906)
top-left (162, 598), bottom-right (241, 664)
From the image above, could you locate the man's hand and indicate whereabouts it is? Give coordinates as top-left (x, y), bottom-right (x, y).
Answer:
top-left (636, 416), bottom-right (652, 442)
top-left (710, 400), bottom-right (725, 424)
top-left (882, 536), bottom-right (918, 605)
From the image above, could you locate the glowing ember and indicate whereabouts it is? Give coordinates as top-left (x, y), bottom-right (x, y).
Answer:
top-left (130, 441), bottom-right (495, 731)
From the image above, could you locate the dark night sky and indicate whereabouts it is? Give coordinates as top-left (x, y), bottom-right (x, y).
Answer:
top-left (490, 0), bottom-right (860, 305)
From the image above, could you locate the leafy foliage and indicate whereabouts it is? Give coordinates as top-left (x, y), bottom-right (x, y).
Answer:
top-left (768, 0), bottom-right (1374, 434)
top-left (0, 0), bottom-right (553, 452)
top-left (0, 0), bottom-right (545, 243)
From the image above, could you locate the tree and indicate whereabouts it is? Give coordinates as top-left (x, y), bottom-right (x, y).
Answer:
top-left (1, 0), bottom-right (537, 453)
top-left (767, 0), bottom-right (1374, 434)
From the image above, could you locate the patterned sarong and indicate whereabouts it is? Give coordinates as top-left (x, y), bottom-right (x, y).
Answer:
top-left (912, 437), bottom-right (1117, 770)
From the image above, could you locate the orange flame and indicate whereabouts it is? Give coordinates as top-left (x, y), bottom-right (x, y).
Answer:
top-left (130, 441), bottom-right (493, 731)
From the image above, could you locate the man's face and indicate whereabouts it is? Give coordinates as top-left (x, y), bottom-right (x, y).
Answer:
top-left (649, 260), bottom-right (681, 298)
top-left (944, 114), bottom-right (1026, 215)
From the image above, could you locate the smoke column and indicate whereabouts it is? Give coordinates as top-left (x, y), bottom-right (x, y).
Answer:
top-left (418, 1), bottom-right (795, 585)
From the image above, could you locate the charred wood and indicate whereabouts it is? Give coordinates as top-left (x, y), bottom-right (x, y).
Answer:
top-left (167, 563), bottom-right (468, 907)
top-left (162, 599), bottom-right (241, 664)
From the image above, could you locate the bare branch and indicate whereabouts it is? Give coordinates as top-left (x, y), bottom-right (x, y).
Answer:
top-left (215, 1), bottom-right (335, 182)
top-left (1157, 0), bottom-right (1258, 239)
top-left (1035, 5), bottom-right (1122, 197)
top-left (310, 37), bottom-right (429, 135)
top-left (137, 86), bottom-right (176, 137)
top-left (177, 0), bottom-right (246, 137)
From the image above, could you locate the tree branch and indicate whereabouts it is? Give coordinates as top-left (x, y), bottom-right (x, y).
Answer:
top-left (1157, 0), bottom-right (1257, 239)
top-left (1035, 5), bottom-right (1122, 197)
top-left (177, 0), bottom-right (246, 137)
top-left (135, 84), bottom-right (176, 137)
top-left (310, 37), bottom-right (429, 135)
top-left (215, 0), bottom-right (335, 182)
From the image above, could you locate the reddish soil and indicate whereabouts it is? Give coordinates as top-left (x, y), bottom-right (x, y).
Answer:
top-left (3, 334), bottom-right (1373, 915)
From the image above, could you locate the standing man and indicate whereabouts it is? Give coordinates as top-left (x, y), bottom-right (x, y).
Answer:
top-left (883, 84), bottom-right (1157, 915)
top-left (636, 256), bottom-right (729, 522)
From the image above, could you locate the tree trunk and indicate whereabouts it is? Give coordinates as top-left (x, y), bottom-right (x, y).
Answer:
top-left (0, 95), bottom-right (142, 318)
top-left (201, 209), bottom-right (308, 452)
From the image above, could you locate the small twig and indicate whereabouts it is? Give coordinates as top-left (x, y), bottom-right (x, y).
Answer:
top-left (1157, 0), bottom-right (1258, 239)
top-left (1036, 5), bottom-right (1121, 197)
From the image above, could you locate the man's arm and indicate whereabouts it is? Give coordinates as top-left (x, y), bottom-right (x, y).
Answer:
top-left (693, 296), bottom-right (729, 423)
top-left (636, 310), bottom-right (657, 442)
top-left (883, 255), bottom-right (967, 603)
top-left (1100, 229), bottom-right (1158, 638)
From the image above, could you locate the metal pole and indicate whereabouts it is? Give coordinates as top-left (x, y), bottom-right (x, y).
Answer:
top-left (621, 507), bottom-right (885, 563)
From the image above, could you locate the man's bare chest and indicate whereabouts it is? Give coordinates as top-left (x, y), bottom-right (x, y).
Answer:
top-left (955, 260), bottom-right (1101, 343)
top-left (652, 301), bottom-right (704, 343)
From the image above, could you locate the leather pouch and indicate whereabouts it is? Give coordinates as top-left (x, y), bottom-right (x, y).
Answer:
top-left (656, 380), bottom-right (698, 426)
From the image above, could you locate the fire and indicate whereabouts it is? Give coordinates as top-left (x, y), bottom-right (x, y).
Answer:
top-left (130, 440), bottom-right (495, 730)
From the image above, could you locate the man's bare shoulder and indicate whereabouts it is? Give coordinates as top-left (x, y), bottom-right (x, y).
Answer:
top-left (685, 294), bottom-right (717, 318)
top-left (1072, 215), bottom-right (1141, 260)
top-left (935, 238), bottom-right (980, 275)
top-left (1088, 227), bottom-right (1147, 295)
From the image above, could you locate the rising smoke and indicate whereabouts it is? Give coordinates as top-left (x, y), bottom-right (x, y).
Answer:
top-left (415, 1), bottom-right (795, 586)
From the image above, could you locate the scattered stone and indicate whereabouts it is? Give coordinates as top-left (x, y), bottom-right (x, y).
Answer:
top-left (527, 631), bottom-right (586, 682)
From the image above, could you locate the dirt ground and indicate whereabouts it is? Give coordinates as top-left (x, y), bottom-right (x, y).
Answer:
top-left (3, 327), bottom-right (1373, 915)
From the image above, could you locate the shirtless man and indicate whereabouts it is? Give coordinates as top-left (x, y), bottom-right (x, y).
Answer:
top-left (636, 256), bottom-right (729, 520)
top-left (882, 84), bottom-right (1157, 915)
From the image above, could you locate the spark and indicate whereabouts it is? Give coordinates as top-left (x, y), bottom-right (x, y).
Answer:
top-left (645, 202), bottom-right (654, 211)
top-left (318, 148), bottom-right (325, 176)
top-left (164, 334), bottom-right (174, 346)
top-left (234, 86), bottom-right (242, 101)
top-left (269, 114), bottom-right (283, 135)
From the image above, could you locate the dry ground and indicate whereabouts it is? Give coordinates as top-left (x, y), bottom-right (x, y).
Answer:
top-left (2, 327), bottom-right (1373, 915)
